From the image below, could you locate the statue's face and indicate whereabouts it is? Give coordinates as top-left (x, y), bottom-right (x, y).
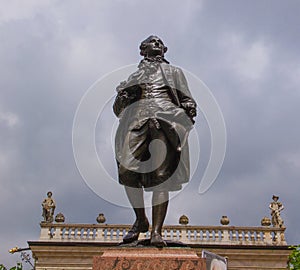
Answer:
top-left (143, 36), bottom-right (165, 57)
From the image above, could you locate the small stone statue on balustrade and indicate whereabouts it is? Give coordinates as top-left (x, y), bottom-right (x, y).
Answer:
top-left (269, 195), bottom-right (284, 228)
top-left (42, 191), bottom-right (56, 223)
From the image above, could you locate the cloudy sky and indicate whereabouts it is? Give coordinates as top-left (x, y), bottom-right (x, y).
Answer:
top-left (1, 0), bottom-right (300, 267)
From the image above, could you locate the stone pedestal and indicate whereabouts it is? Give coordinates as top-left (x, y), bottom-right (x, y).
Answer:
top-left (93, 248), bottom-right (206, 270)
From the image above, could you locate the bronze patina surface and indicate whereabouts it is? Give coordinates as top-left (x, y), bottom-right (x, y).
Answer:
top-left (113, 35), bottom-right (197, 247)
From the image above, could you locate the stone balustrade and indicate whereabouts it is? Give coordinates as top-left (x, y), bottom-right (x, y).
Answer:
top-left (39, 223), bottom-right (287, 246)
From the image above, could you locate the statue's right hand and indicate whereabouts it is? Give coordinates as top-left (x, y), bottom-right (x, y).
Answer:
top-left (119, 90), bottom-right (129, 99)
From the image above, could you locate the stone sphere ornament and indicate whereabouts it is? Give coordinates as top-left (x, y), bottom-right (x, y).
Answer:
top-left (179, 215), bottom-right (189, 225)
top-left (261, 216), bottom-right (271, 226)
top-left (97, 213), bottom-right (106, 224)
top-left (220, 215), bottom-right (230, 225)
top-left (55, 213), bottom-right (65, 223)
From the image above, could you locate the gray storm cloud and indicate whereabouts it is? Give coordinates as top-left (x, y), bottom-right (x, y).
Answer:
top-left (0, 0), bottom-right (299, 267)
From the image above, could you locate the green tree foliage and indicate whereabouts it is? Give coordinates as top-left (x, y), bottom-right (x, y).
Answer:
top-left (0, 263), bottom-right (22, 270)
top-left (288, 245), bottom-right (300, 270)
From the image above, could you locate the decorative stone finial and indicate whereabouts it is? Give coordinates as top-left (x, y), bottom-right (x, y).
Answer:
top-left (261, 216), bottom-right (271, 226)
top-left (41, 191), bottom-right (56, 223)
top-left (96, 213), bottom-right (106, 224)
top-left (55, 213), bottom-right (65, 223)
top-left (220, 215), bottom-right (230, 225)
top-left (179, 215), bottom-right (189, 225)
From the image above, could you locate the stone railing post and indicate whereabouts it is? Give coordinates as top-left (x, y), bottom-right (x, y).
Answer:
top-left (39, 224), bottom-right (50, 240)
top-left (280, 228), bottom-right (287, 245)
top-left (96, 227), bottom-right (105, 241)
top-left (222, 228), bottom-right (230, 244)
top-left (264, 229), bottom-right (273, 245)
top-left (180, 227), bottom-right (188, 243)
top-left (53, 226), bottom-right (62, 240)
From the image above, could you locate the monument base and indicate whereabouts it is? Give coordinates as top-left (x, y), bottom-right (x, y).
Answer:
top-left (93, 247), bottom-right (206, 270)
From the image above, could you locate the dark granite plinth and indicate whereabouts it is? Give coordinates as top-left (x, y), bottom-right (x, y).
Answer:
top-left (93, 248), bottom-right (206, 270)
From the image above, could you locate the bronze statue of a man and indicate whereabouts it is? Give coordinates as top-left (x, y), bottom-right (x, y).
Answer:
top-left (113, 35), bottom-right (197, 247)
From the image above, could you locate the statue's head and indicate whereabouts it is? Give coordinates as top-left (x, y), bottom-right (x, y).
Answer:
top-left (47, 191), bottom-right (52, 197)
top-left (272, 195), bottom-right (279, 201)
top-left (139, 35), bottom-right (168, 58)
